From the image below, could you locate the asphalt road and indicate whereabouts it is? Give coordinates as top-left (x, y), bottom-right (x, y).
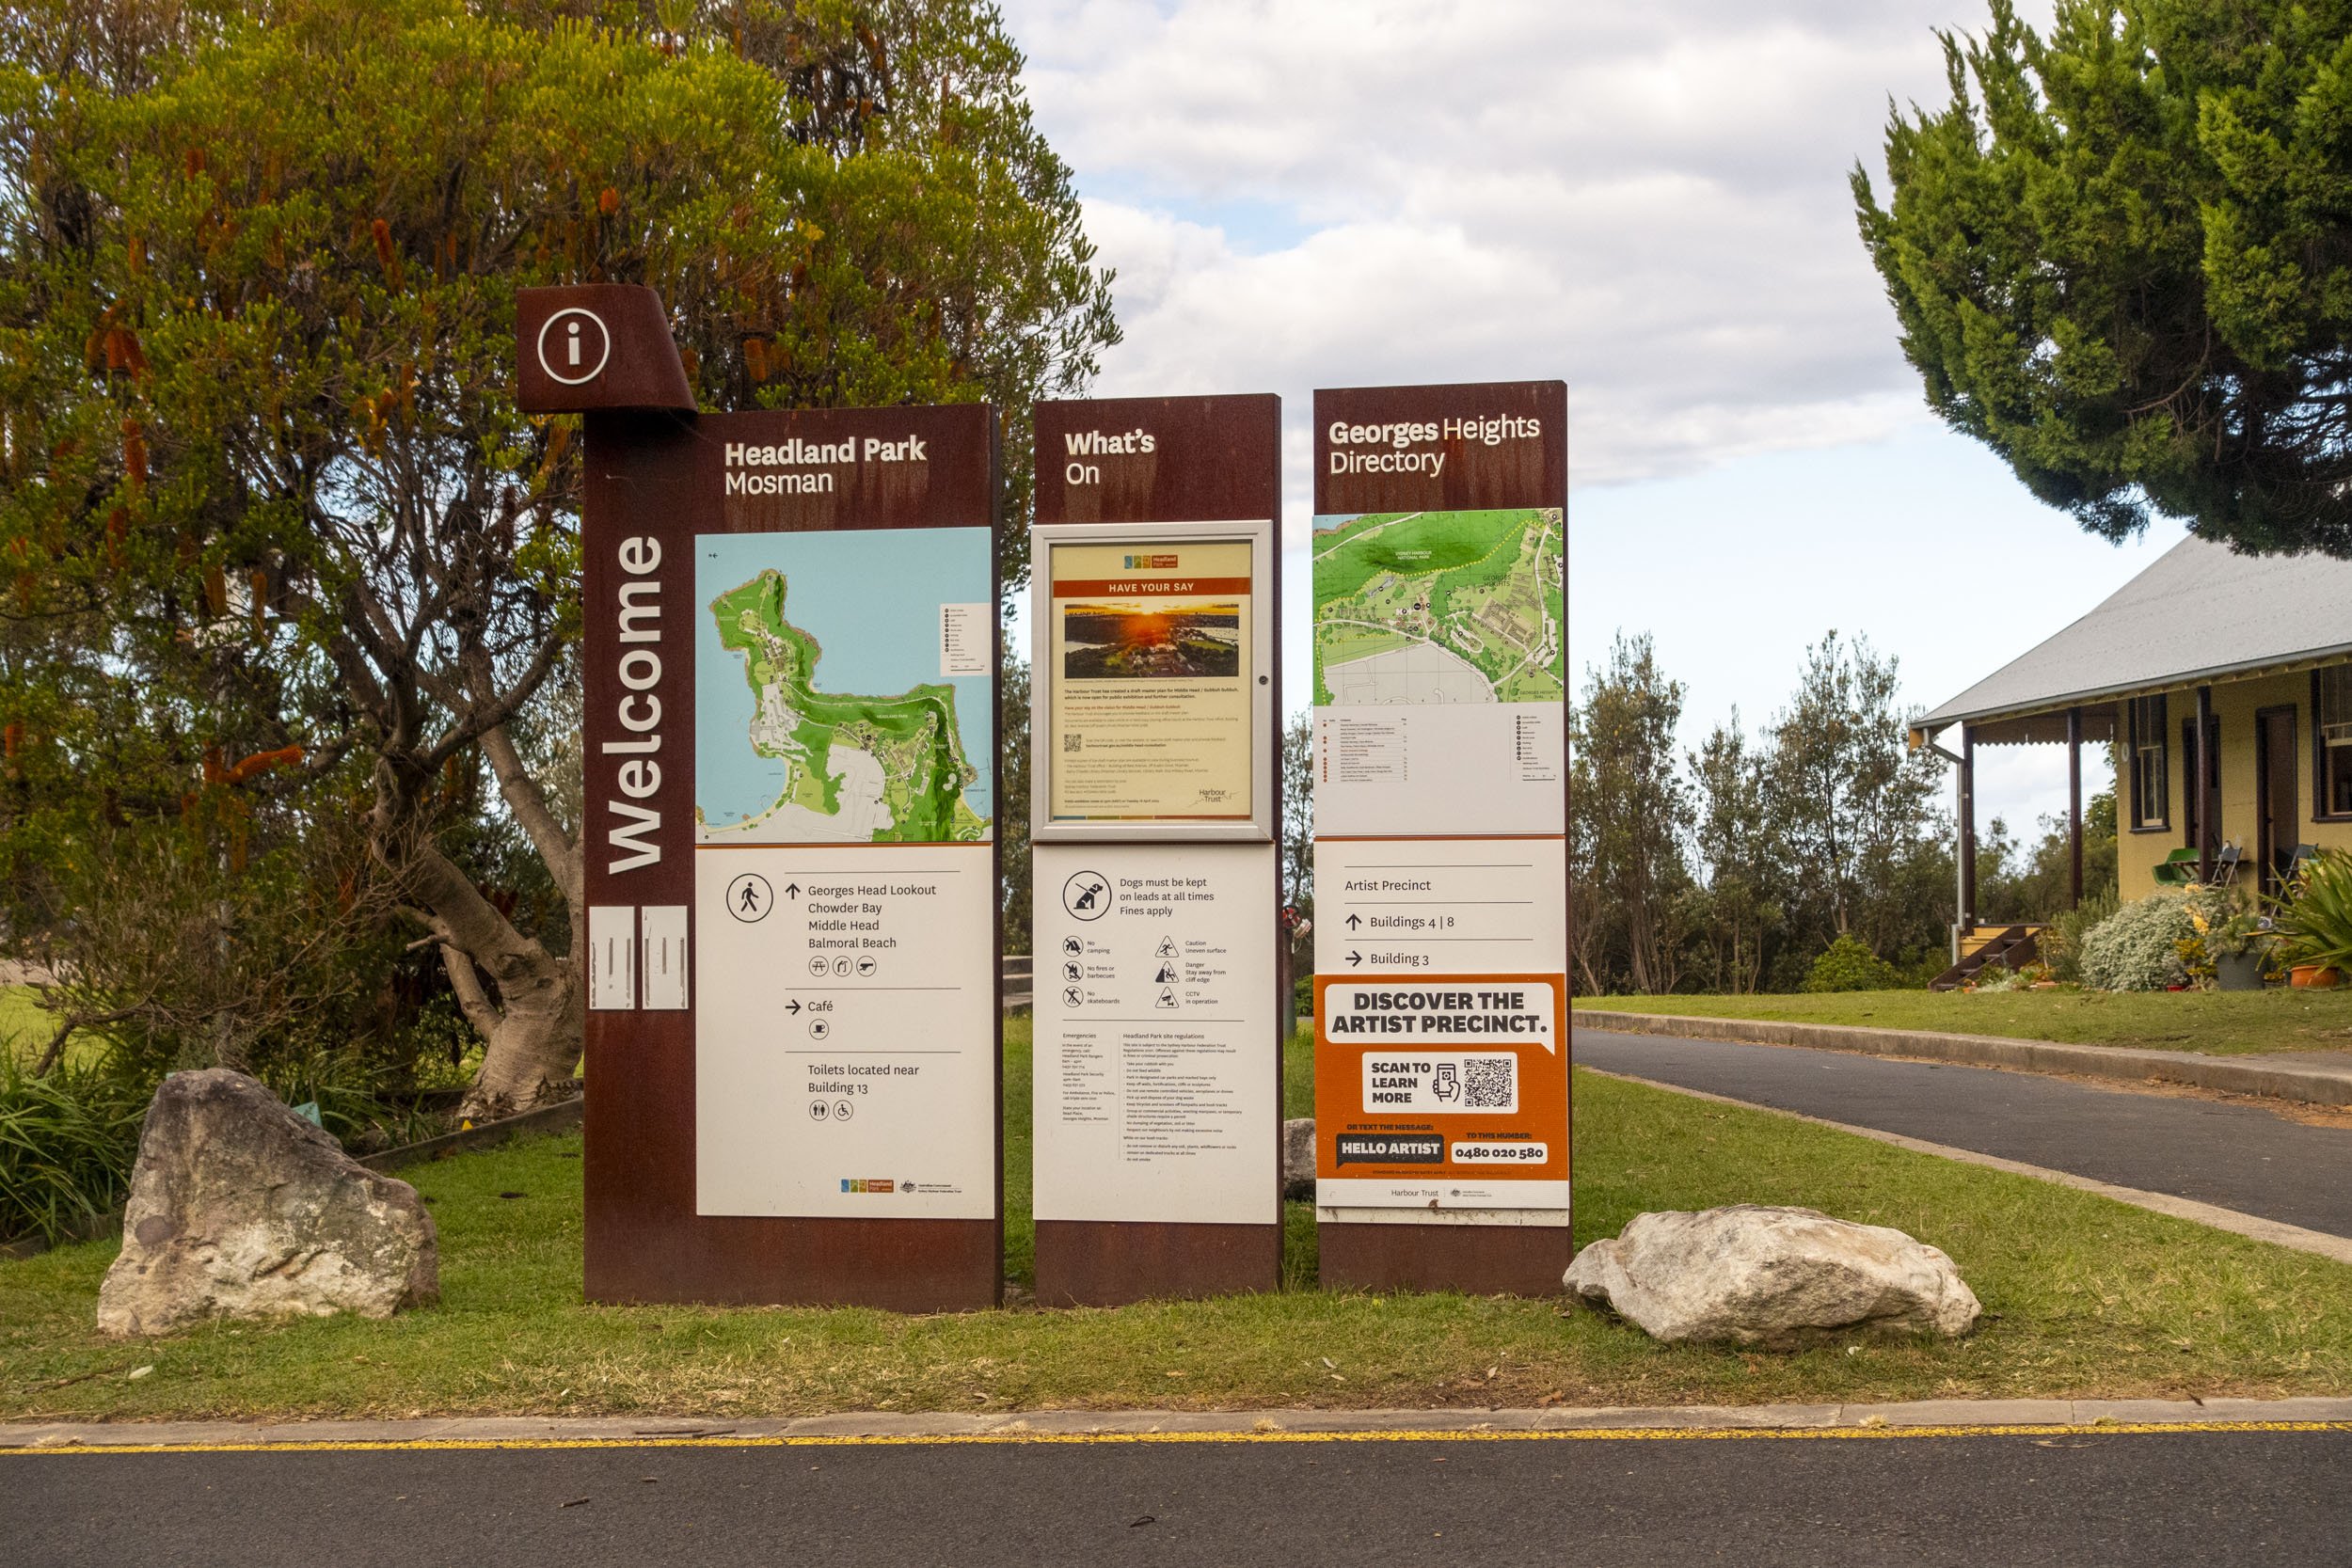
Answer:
top-left (1576, 1029), bottom-right (2352, 1237)
top-left (8, 1428), bottom-right (2351, 1567)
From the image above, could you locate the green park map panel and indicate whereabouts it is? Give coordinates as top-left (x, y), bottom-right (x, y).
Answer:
top-left (1311, 507), bottom-right (1564, 706)
top-left (705, 567), bottom-right (986, 844)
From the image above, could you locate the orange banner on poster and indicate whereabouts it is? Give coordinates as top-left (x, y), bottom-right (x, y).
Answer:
top-left (1311, 973), bottom-right (1568, 1201)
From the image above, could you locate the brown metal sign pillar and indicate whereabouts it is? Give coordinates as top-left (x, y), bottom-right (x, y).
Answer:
top-left (519, 285), bottom-right (1003, 1310)
top-left (1310, 381), bottom-right (1571, 1296)
top-left (1027, 394), bottom-right (1284, 1307)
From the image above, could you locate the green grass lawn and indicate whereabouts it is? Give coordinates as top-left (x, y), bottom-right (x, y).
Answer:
top-left (1573, 988), bottom-right (2352, 1056)
top-left (7, 1020), bottom-right (2352, 1421)
top-left (0, 987), bottom-right (53, 1065)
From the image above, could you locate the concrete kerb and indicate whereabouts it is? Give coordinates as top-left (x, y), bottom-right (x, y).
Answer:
top-left (7, 1398), bottom-right (2352, 1450)
top-left (1574, 1010), bottom-right (2352, 1107)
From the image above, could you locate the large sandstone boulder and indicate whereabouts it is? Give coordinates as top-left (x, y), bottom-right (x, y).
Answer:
top-left (1564, 1205), bottom-right (1979, 1349)
top-left (97, 1069), bottom-right (438, 1337)
top-left (1281, 1117), bottom-right (1316, 1201)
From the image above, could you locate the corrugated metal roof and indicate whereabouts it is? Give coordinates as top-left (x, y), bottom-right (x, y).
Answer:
top-left (1916, 535), bottom-right (2352, 730)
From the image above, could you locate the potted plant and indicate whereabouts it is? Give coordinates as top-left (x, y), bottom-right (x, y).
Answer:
top-left (2197, 909), bottom-right (2274, 991)
top-left (2272, 850), bottom-right (2352, 990)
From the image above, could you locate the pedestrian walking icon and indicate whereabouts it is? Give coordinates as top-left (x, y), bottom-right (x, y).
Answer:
top-left (1061, 870), bottom-right (1110, 921)
top-left (725, 873), bottom-right (772, 923)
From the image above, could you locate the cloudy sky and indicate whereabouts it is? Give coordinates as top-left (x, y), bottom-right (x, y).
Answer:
top-left (1000, 0), bottom-right (2178, 831)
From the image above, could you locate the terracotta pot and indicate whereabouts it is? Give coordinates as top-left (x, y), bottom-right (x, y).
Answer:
top-left (2290, 964), bottom-right (2344, 990)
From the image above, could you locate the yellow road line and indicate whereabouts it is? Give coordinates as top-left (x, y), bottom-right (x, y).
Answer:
top-left (7, 1420), bottom-right (2350, 1457)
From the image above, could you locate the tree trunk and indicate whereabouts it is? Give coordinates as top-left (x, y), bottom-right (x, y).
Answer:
top-left (375, 729), bottom-right (584, 1122)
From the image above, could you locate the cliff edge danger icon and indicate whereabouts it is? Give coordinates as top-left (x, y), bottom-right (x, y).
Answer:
top-left (535, 307), bottom-right (612, 387)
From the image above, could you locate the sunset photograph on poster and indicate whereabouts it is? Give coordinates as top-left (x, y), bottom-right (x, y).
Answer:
top-left (1060, 600), bottom-right (1243, 679)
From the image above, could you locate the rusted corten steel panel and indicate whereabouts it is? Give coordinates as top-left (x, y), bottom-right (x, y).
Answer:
top-left (532, 285), bottom-right (1004, 1309)
top-left (516, 285), bottom-right (695, 415)
top-left (1031, 1220), bottom-right (1283, 1308)
top-left (1034, 395), bottom-right (1281, 524)
top-left (1313, 380), bottom-right (1572, 1298)
top-left (1030, 393), bottom-right (1284, 1307)
top-left (1313, 382), bottom-right (1565, 515)
top-left (1317, 1221), bottom-right (1570, 1297)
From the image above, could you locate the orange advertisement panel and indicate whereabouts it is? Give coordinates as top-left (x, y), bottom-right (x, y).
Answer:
top-left (1311, 973), bottom-right (1569, 1211)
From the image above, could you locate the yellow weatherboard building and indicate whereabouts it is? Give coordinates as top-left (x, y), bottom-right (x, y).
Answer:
top-left (1914, 537), bottom-right (2352, 971)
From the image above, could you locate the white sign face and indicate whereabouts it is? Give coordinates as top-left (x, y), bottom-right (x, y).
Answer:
top-left (695, 843), bottom-right (994, 1219)
top-left (1311, 839), bottom-right (1569, 1219)
top-left (1032, 840), bottom-right (1278, 1226)
top-left (639, 905), bottom-right (689, 1011)
top-left (1310, 505), bottom-right (1565, 838)
top-left (1312, 837), bottom-right (1567, 977)
top-left (1359, 1051), bottom-right (1520, 1113)
top-left (940, 602), bottom-right (990, 676)
top-left (1312, 705), bottom-right (1564, 838)
top-left (588, 905), bottom-right (637, 1011)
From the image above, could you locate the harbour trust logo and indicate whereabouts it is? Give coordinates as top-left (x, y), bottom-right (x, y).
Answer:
top-left (1123, 554), bottom-right (1179, 570)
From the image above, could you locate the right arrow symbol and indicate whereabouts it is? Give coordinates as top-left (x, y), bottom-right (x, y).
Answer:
top-left (785, 999), bottom-right (802, 1015)
top-left (1346, 950), bottom-right (1362, 968)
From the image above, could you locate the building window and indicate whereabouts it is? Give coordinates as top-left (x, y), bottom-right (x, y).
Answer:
top-left (2182, 713), bottom-right (2219, 847)
top-left (2128, 693), bottom-right (2169, 829)
top-left (2320, 666), bottom-right (2352, 819)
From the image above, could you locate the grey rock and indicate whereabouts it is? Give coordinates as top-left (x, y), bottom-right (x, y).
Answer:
top-left (97, 1069), bottom-right (438, 1337)
top-left (1564, 1204), bottom-right (1979, 1349)
top-left (1281, 1117), bottom-right (1316, 1201)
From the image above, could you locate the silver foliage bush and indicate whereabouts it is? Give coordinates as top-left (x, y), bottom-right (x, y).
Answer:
top-left (2078, 888), bottom-right (2222, 991)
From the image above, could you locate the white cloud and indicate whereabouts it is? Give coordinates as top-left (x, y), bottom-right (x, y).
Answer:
top-left (1006, 0), bottom-right (2050, 488)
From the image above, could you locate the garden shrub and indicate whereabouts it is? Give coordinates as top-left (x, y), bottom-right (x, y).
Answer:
top-left (2078, 888), bottom-right (2226, 991)
top-left (0, 1054), bottom-right (150, 1245)
top-left (2042, 890), bottom-right (2119, 984)
top-left (1803, 934), bottom-right (1900, 992)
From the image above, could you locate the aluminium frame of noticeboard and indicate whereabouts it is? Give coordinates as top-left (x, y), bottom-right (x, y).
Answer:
top-left (1028, 516), bottom-right (1278, 847)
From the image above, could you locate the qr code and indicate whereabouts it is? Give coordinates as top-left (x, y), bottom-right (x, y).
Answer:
top-left (1463, 1055), bottom-right (1515, 1109)
top-left (1062, 732), bottom-right (1083, 752)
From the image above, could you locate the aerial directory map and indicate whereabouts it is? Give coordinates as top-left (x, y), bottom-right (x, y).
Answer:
top-left (694, 527), bottom-right (992, 844)
top-left (1311, 506), bottom-right (1564, 706)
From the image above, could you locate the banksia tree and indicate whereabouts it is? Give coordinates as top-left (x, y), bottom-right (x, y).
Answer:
top-left (0, 0), bottom-right (1115, 1111)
